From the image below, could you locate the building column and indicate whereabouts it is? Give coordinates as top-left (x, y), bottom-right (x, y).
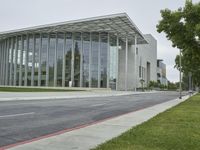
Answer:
top-left (54, 33), bottom-right (58, 87)
top-left (19, 36), bottom-right (23, 86)
top-left (134, 35), bottom-right (138, 91)
top-left (46, 34), bottom-right (50, 87)
top-left (71, 33), bottom-right (74, 87)
top-left (9, 38), bottom-right (14, 86)
top-left (125, 36), bottom-right (128, 91)
top-left (2, 41), bottom-right (5, 85)
top-left (38, 33), bottom-right (42, 87)
top-left (98, 33), bottom-right (101, 88)
top-left (31, 34), bottom-right (35, 86)
top-left (24, 35), bottom-right (29, 86)
top-left (116, 35), bottom-right (119, 91)
top-left (0, 41), bottom-right (2, 85)
top-left (107, 33), bottom-right (110, 88)
top-left (80, 32), bottom-right (83, 87)
top-left (14, 37), bottom-right (18, 86)
top-left (89, 32), bottom-right (92, 88)
top-left (62, 33), bottom-right (66, 87)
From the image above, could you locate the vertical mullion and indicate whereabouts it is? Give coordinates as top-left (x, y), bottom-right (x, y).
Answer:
top-left (125, 36), bottom-right (128, 91)
top-left (9, 38), bottom-right (13, 85)
top-left (116, 35), bottom-right (119, 91)
top-left (14, 36), bottom-right (17, 86)
top-left (134, 35), bottom-right (137, 91)
top-left (54, 33), bottom-right (58, 87)
top-left (24, 34), bottom-right (29, 86)
top-left (71, 32), bottom-right (74, 87)
top-left (80, 32), bottom-right (83, 87)
top-left (31, 34), bottom-right (35, 86)
top-left (98, 33), bottom-right (101, 88)
top-left (19, 35), bottom-right (23, 86)
top-left (107, 33), bottom-right (110, 88)
top-left (89, 32), bottom-right (92, 88)
top-left (46, 34), bottom-right (50, 87)
top-left (62, 33), bottom-right (66, 87)
top-left (38, 33), bottom-right (42, 86)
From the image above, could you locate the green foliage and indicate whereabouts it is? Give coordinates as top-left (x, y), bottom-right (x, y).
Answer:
top-left (157, 0), bottom-right (200, 86)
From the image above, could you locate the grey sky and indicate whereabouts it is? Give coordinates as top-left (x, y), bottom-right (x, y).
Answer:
top-left (0, 0), bottom-right (199, 82)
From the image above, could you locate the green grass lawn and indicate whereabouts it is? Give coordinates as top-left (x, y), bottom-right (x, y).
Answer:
top-left (0, 87), bottom-right (84, 92)
top-left (93, 94), bottom-right (200, 150)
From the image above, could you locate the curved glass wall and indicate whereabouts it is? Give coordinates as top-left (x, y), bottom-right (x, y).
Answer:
top-left (0, 32), bottom-right (124, 90)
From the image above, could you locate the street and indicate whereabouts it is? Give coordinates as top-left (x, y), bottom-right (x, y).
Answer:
top-left (0, 91), bottom-right (187, 147)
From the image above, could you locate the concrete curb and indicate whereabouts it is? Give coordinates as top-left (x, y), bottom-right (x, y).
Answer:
top-left (0, 91), bottom-right (158, 102)
top-left (6, 94), bottom-right (191, 150)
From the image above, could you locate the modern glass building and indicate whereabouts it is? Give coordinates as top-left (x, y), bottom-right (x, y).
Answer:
top-left (0, 13), bottom-right (151, 90)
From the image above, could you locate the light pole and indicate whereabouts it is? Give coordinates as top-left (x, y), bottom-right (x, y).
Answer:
top-left (179, 49), bottom-right (182, 99)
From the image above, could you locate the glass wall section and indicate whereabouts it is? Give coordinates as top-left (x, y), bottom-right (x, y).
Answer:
top-left (82, 33), bottom-right (90, 87)
top-left (34, 34), bottom-right (40, 86)
top-left (41, 34), bottom-right (48, 86)
top-left (49, 33), bottom-right (56, 86)
top-left (65, 33), bottom-right (72, 87)
top-left (9, 38), bottom-right (14, 85)
top-left (57, 33), bottom-right (64, 86)
top-left (74, 33), bottom-right (81, 87)
top-left (13, 37), bottom-right (17, 85)
top-left (16, 36), bottom-right (22, 86)
top-left (22, 35), bottom-right (26, 86)
top-left (27, 35), bottom-right (33, 86)
top-left (109, 35), bottom-right (118, 90)
top-left (100, 33), bottom-right (108, 88)
top-left (91, 33), bottom-right (99, 88)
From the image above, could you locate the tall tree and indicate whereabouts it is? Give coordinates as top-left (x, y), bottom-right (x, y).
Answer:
top-left (157, 0), bottom-right (200, 86)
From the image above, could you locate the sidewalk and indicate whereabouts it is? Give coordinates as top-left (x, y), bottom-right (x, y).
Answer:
top-left (4, 94), bottom-right (190, 150)
top-left (0, 91), bottom-right (157, 102)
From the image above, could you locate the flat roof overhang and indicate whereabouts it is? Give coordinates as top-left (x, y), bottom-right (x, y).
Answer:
top-left (0, 13), bottom-right (147, 44)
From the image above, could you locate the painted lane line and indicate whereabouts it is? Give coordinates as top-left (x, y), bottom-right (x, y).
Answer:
top-left (0, 112), bottom-right (35, 118)
top-left (91, 103), bottom-right (107, 107)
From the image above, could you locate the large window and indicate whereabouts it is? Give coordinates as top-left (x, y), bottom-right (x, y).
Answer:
top-left (74, 33), bottom-right (81, 87)
top-left (49, 33), bottom-right (56, 86)
top-left (91, 33), bottom-right (99, 88)
top-left (16, 36), bottom-right (22, 86)
top-left (100, 33), bottom-right (108, 88)
top-left (82, 33), bottom-right (90, 87)
top-left (65, 32), bottom-right (72, 87)
top-left (57, 33), bottom-right (64, 87)
top-left (41, 34), bottom-right (48, 86)
top-left (22, 35), bottom-right (26, 86)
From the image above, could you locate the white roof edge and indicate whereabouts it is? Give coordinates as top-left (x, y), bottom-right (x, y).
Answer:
top-left (0, 13), bottom-right (130, 35)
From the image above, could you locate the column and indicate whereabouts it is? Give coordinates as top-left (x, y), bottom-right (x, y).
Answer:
top-left (31, 34), bottom-right (35, 86)
top-left (46, 34), bottom-right (50, 87)
top-left (62, 33), bottom-right (66, 87)
top-left (9, 38), bottom-right (14, 86)
top-left (14, 37), bottom-right (17, 86)
top-left (0, 41), bottom-right (2, 85)
top-left (38, 33), bottom-right (42, 86)
top-left (2, 41), bottom-right (5, 85)
top-left (54, 33), bottom-right (58, 87)
top-left (71, 33), bottom-right (74, 87)
top-left (80, 32), bottom-right (83, 87)
top-left (89, 32), bottom-right (92, 88)
top-left (125, 36), bottom-right (128, 91)
top-left (116, 35), bottom-right (119, 91)
top-left (107, 33), bottom-right (110, 88)
top-left (24, 35), bottom-right (29, 86)
top-left (134, 35), bottom-right (137, 91)
top-left (19, 36), bottom-right (23, 86)
top-left (98, 33), bottom-right (101, 88)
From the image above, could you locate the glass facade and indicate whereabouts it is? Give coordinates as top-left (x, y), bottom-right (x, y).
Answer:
top-left (0, 32), bottom-right (128, 90)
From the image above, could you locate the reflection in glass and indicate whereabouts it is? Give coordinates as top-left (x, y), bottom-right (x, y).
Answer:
top-left (49, 33), bottom-right (56, 86)
top-left (65, 32), bottom-right (72, 87)
top-left (22, 35), bottom-right (26, 86)
top-left (100, 33), bottom-right (108, 88)
top-left (34, 34), bottom-right (40, 86)
top-left (41, 34), bottom-right (48, 86)
top-left (57, 33), bottom-right (64, 87)
top-left (74, 33), bottom-right (81, 87)
top-left (91, 33), bottom-right (99, 88)
top-left (16, 36), bottom-right (22, 86)
top-left (82, 33), bottom-right (90, 87)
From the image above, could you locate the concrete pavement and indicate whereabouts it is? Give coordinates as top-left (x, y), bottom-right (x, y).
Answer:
top-left (0, 92), bottom-right (191, 150)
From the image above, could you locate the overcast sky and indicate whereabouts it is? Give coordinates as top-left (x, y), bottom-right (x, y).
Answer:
top-left (0, 0), bottom-right (199, 82)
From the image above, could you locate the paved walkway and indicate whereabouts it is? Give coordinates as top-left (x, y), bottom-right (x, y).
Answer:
top-left (0, 91), bottom-right (157, 101)
top-left (3, 94), bottom-right (191, 150)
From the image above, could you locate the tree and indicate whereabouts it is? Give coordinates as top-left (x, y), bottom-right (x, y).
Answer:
top-left (157, 0), bottom-right (200, 86)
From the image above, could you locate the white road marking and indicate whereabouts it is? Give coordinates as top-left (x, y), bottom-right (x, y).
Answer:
top-left (0, 112), bottom-right (35, 119)
top-left (91, 103), bottom-right (107, 107)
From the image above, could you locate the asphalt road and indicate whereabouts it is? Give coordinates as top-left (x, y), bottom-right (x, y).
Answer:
top-left (0, 91), bottom-right (187, 147)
